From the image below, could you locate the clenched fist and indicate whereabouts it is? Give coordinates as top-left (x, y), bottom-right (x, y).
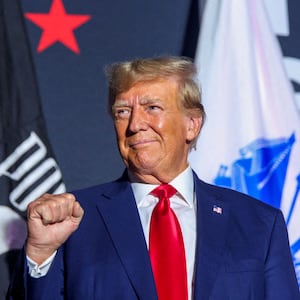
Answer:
top-left (26, 193), bottom-right (84, 264)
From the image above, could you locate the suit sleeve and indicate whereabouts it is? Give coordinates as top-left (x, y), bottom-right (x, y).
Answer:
top-left (264, 210), bottom-right (300, 299)
top-left (6, 247), bottom-right (64, 300)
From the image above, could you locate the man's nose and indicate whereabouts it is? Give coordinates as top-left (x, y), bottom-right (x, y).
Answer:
top-left (128, 108), bottom-right (148, 133)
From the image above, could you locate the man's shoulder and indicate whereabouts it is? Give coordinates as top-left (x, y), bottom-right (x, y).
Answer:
top-left (193, 172), bottom-right (281, 217)
top-left (70, 173), bottom-right (131, 203)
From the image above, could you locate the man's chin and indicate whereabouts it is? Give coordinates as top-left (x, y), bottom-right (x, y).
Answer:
top-left (129, 158), bottom-right (162, 174)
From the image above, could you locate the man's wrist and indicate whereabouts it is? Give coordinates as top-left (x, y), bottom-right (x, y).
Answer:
top-left (26, 241), bottom-right (57, 265)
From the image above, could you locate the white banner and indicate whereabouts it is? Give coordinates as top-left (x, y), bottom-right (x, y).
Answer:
top-left (189, 0), bottom-right (300, 285)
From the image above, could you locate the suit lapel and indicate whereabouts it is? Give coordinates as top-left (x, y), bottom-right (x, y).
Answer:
top-left (95, 180), bottom-right (157, 300)
top-left (93, 173), bottom-right (230, 299)
top-left (193, 177), bottom-right (230, 300)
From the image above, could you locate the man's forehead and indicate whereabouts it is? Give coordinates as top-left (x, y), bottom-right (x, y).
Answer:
top-left (116, 78), bottom-right (178, 99)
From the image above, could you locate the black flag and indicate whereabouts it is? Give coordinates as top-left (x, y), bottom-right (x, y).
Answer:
top-left (0, 0), bottom-right (66, 296)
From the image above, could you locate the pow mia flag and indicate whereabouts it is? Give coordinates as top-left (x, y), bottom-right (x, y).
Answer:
top-left (0, 0), bottom-right (65, 296)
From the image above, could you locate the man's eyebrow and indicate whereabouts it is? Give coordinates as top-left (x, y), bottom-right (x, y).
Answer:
top-left (112, 100), bottom-right (131, 109)
top-left (139, 97), bottom-right (161, 104)
top-left (113, 97), bottom-right (161, 108)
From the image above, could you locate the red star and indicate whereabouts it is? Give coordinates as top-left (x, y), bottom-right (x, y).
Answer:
top-left (25, 0), bottom-right (91, 54)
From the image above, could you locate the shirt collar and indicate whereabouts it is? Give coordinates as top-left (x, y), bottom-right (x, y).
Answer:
top-left (130, 166), bottom-right (194, 207)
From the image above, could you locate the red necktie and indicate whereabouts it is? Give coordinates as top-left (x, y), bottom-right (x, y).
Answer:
top-left (149, 184), bottom-right (188, 300)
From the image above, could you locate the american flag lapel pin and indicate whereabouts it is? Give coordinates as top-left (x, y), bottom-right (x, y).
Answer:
top-left (213, 204), bottom-right (222, 215)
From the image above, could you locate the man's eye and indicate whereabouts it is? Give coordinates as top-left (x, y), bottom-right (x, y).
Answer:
top-left (115, 108), bottom-right (131, 119)
top-left (148, 105), bottom-right (161, 111)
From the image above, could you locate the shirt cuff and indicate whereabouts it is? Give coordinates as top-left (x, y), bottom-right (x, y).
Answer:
top-left (27, 251), bottom-right (57, 278)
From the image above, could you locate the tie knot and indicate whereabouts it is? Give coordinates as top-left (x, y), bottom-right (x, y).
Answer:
top-left (151, 184), bottom-right (177, 200)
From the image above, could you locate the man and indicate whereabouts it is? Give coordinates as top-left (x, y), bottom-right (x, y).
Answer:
top-left (7, 56), bottom-right (299, 299)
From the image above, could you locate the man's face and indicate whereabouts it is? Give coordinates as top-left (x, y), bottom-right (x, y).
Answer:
top-left (112, 78), bottom-right (200, 183)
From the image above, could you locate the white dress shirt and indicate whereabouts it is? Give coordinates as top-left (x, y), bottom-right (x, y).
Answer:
top-left (131, 166), bottom-right (197, 300)
top-left (28, 166), bottom-right (197, 299)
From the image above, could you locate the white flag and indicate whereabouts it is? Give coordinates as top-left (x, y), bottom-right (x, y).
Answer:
top-left (189, 0), bottom-right (300, 285)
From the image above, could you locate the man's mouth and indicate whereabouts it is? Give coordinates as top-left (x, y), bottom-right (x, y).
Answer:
top-left (129, 139), bottom-right (156, 148)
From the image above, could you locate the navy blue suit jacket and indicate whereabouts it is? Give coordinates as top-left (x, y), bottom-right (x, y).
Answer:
top-left (7, 172), bottom-right (300, 299)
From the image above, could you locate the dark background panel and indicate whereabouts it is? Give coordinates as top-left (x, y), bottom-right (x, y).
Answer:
top-left (21, 0), bottom-right (194, 190)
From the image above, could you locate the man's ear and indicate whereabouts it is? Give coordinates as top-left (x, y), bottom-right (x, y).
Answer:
top-left (186, 115), bottom-right (202, 143)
